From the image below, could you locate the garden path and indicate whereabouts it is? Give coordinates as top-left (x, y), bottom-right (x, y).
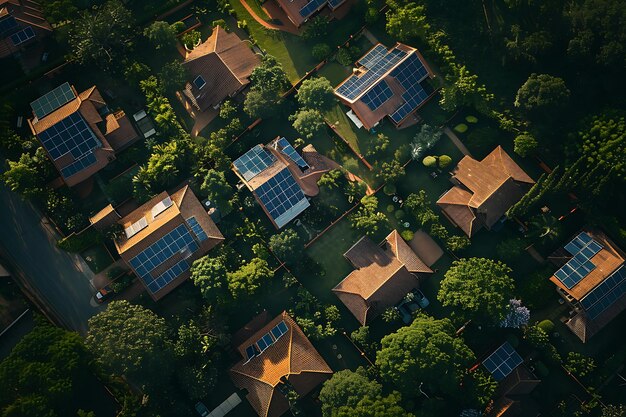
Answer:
top-left (238, 0), bottom-right (299, 34)
top-left (443, 126), bottom-right (472, 156)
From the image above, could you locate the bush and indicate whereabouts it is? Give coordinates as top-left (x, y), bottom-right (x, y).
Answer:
top-left (111, 274), bottom-right (133, 293)
top-left (422, 156), bottom-right (437, 167)
top-left (401, 230), bottom-right (414, 241)
top-left (181, 30), bottom-right (201, 49)
top-left (57, 229), bottom-right (102, 252)
top-left (514, 133), bottom-right (538, 157)
top-left (336, 47), bottom-right (358, 66)
top-left (438, 155), bottom-right (452, 168)
top-left (454, 123), bottom-right (468, 133)
top-left (465, 115), bottom-right (478, 123)
top-left (394, 210), bottom-right (405, 219)
top-left (538, 319), bottom-right (555, 334)
top-left (312, 43), bottom-right (331, 61)
top-left (383, 183), bottom-right (396, 195)
top-left (386, 204), bottom-right (395, 213)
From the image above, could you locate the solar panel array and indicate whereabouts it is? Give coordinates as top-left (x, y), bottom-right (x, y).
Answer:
top-left (361, 80), bottom-right (393, 111)
top-left (482, 342), bottom-right (523, 381)
top-left (327, 0), bottom-right (345, 9)
top-left (555, 234), bottom-right (603, 289)
top-left (336, 48), bottom-right (407, 101)
top-left (129, 223), bottom-right (199, 294)
top-left (256, 167), bottom-right (308, 226)
top-left (357, 44), bottom-right (388, 69)
top-left (244, 320), bottom-right (289, 362)
top-left (31, 82), bottom-right (76, 119)
top-left (580, 265), bottom-right (626, 320)
top-left (60, 152), bottom-right (97, 178)
top-left (0, 15), bottom-right (18, 35)
top-left (277, 137), bottom-right (308, 169)
top-left (186, 216), bottom-right (208, 241)
top-left (10, 26), bottom-right (34, 46)
top-left (389, 54), bottom-right (431, 123)
top-left (299, 0), bottom-right (326, 18)
top-left (233, 145), bottom-right (276, 181)
top-left (150, 259), bottom-right (189, 293)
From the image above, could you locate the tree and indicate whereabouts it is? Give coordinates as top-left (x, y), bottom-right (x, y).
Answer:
top-left (376, 315), bottom-right (475, 399)
top-left (335, 392), bottom-right (414, 417)
top-left (601, 405), bottom-right (626, 417)
top-left (446, 234), bottom-right (470, 252)
top-left (268, 228), bottom-right (303, 263)
top-left (514, 74), bottom-right (570, 111)
top-left (243, 88), bottom-right (276, 119)
top-left (2, 149), bottom-right (50, 199)
top-left (200, 169), bottom-right (234, 213)
top-left (249, 55), bottom-right (290, 97)
top-left (386, 3), bottom-right (429, 41)
top-left (318, 168), bottom-right (343, 189)
top-left (405, 191), bottom-right (438, 226)
top-left (219, 100), bottom-right (237, 120)
top-left (312, 43), bottom-right (331, 61)
top-left (290, 109), bottom-right (325, 139)
top-left (133, 139), bottom-right (191, 199)
top-left (523, 323), bottom-right (561, 363)
top-left (438, 258), bottom-right (515, 325)
top-left (159, 60), bottom-right (187, 93)
top-left (190, 255), bottom-right (229, 306)
top-left (350, 195), bottom-right (387, 236)
top-left (411, 124), bottom-right (442, 160)
top-left (68, 0), bottom-right (134, 69)
top-left (377, 159), bottom-right (405, 183)
top-left (439, 65), bottom-right (494, 114)
top-left (514, 133), bottom-right (538, 157)
top-left (564, 352), bottom-right (596, 378)
top-left (296, 77), bottom-right (336, 111)
top-left (301, 15), bottom-right (328, 40)
top-left (500, 299), bottom-right (530, 328)
top-left (226, 258), bottom-right (273, 300)
top-left (40, 0), bottom-right (79, 25)
top-left (86, 301), bottom-right (175, 388)
top-left (0, 320), bottom-right (90, 417)
top-left (144, 21), bottom-right (177, 50)
top-left (319, 368), bottom-right (382, 417)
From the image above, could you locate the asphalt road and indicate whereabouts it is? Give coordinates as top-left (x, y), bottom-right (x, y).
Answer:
top-left (0, 183), bottom-right (103, 334)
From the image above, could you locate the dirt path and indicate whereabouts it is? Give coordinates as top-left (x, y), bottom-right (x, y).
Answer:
top-left (443, 126), bottom-right (472, 156)
top-left (239, 0), bottom-right (299, 34)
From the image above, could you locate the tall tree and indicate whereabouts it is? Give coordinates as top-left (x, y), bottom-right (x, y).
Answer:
top-left (319, 368), bottom-right (382, 417)
top-left (296, 77), bottom-right (336, 111)
top-left (226, 258), bottom-right (273, 300)
top-left (144, 21), bottom-right (177, 50)
top-left (438, 258), bottom-right (515, 325)
top-left (200, 169), bottom-right (234, 213)
top-left (514, 73), bottom-right (570, 111)
top-left (385, 3), bottom-right (429, 42)
top-left (268, 228), bottom-right (303, 263)
top-left (190, 255), bottom-right (229, 306)
top-left (290, 109), bottom-right (325, 139)
top-left (133, 139), bottom-right (191, 199)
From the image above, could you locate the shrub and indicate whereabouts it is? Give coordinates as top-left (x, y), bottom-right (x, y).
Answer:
top-left (514, 133), bottom-right (538, 157)
top-left (454, 123), bottom-right (468, 133)
top-left (394, 210), bottom-right (405, 219)
top-left (212, 19), bottom-right (227, 29)
top-left (401, 230), bottom-right (414, 241)
top-left (181, 30), bottom-right (201, 49)
top-left (383, 183), bottom-right (396, 195)
top-left (336, 47), bottom-right (355, 66)
top-left (538, 319), bottom-right (555, 334)
top-left (465, 115), bottom-right (478, 123)
top-left (386, 204), bottom-right (395, 213)
top-left (438, 155), bottom-right (452, 168)
top-left (57, 229), bottom-right (102, 252)
top-left (422, 156), bottom-right (437, 167)
top-left (312, 43), bottom-right (331, 61)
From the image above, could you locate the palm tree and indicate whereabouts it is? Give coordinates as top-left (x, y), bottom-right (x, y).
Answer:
top-left (528, 214), bottom-right (562, 241)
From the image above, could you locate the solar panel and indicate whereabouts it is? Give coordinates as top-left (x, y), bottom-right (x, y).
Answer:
top-left (38, 112), bottom-right (101, 166)
top-left (129, 224), bottom-right (199, 293)
top-left (554, 234), bottom-right (603, 289)
top-left (357, 44), bottom-right (388, 69)
top-left (270, 320), bottom-right (288, 340)
top-left (233, 145), bottom-right (277, 181)
top-left (276, 137), bottom-right (308, 169)
top-left (482, 342), bottom-right (523, 381)
top-left (10, 26), bottom-right (35, 46)
top-left (186, 216), bottom-right (208, 241)
top-left (0, 15), bottom-right (18, 35)
top-left (31, 82), bottom-right (77, 119)
top-left (580, 266), bottom-right (626, 320)
top-left (336, 48), bottom-right (407, 101)
top-left (361, 80), bottom-right (393, 111)
top-left (388, 53), bottom-right (431, 123)
top-left (60, 152), bottom-right (98, 178)
top-left (255, 167), bottom-right (310, 228)
top-left (245, 345), bottom-right (260, 361)
top-left (124, 217), bottom-right (148, 239)
top-left (327, 0), bottom-right (346, 8)
top-left (193, 75), bottom-right (206, 89)
top-left (299, 0), bottom-right (326, 18)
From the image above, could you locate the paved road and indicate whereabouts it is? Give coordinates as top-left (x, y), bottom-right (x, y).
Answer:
top-left (0, 184), bottom-right (103, 334)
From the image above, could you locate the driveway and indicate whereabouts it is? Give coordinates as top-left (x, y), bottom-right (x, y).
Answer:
top-left (0, 183), bottom-right (104, 334)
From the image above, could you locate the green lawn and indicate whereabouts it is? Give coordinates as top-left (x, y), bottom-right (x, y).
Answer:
top-left (81, 245), bottom-right (115, 274)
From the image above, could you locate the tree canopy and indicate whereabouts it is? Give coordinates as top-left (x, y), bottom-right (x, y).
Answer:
top-left (268, 228), bottom-right (303, 263)
top-left (290, 109), bottom-right (325, 139)
top-left (190, 255), bottom-right (229, 306)
top-left (296, 77), bottom-right (336, 111)
top-left (144, 21), bottom-right (177, 50)
top-left (514, 73), bottom-right (570, 111)
top-left (200, 169), bottom-right (234, 214)
top-left (226, 258), bottom-right (273, 300)
top-left (438, 258), bottom-right (515, 325)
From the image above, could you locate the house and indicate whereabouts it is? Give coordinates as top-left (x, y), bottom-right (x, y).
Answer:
top-left (332, 230), bottom-right (432, 325)
top-left (230, 311), bottom-right (332, 417)
top-left (103, 185), bottom-right (224, 301)
top-left (28, 83), bottom-right (140, 187)
top-left (436, 146), bottom-right (535, 237)
top-left (273, 0), bottom-right (347, 28)
top-left (481, 342), bottom-right (541, 417)
top-left (334, 42), bottom-right (435, 130)
top-left (0, 0), bottom-right (52, 59)
top-left (233, 137), bottom-right (336, 229)
top-left (181, 25), bottom-right (260, 113)
top-left (548, 230), bottom-right (626, 343)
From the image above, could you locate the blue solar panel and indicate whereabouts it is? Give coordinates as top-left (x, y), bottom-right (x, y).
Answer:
top-left (361, 80), bottom-right (393, 111)
top-left (270, 320), bottom-right (288, 340)
top-left (129, 224), bottom-right (199, 294)
top-left (580, 266), bottom-right (626, 320)
top-left (554, 234), bottom-right (603, 289)
top-left (39, 113), bottom-right (100, 161)
top-left (233, 145), bottom-right (276, 181)
top-left (60, 152), bottom-right (97, 178)
top-left (357, 44), bottom-right (387, 69)
top-left (336, 48), bottom-right (407, 101)
top-left (276, 137), bottom-right (308, 169)
top-left (482, 342), bottom-right (523, 381)
top-left (255, 167), bottom-right (309, 228)
top-left (327, 0), bottom-right (345, 8)
top-left (388, 53), bottom-right (431, 123)
top-left (299, 0), bottom-right (326, 18)
top-left (186, 216), bottom-right (208, 241)
top-left (245, 344), bottom-right (260, 361)
top-left (0, 16), bottom-right (18, 35)
top-left (10, 26), bottom-right (34, 46)
top-left (31, 83), bottom-right (76, 119)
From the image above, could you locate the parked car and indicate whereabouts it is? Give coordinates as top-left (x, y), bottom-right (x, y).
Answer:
top-left (414, 289), bottom-right (430, 309)
top-left (195, 401), bottom-right (209, 417)
top-left (94, 285), bottom-right (114, 304)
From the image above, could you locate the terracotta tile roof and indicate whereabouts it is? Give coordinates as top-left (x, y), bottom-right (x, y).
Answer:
top-left (274, 0), bottom-right (347, 27)
top-left (230, 312), bottom-right (332, 417)
top-left (333, 230), bottom-right (431, 325)
top-left (114, 186), bottom-right (224, 301)
top-left (102, 111), bottom-right (139, 151)
top-left (437, 146), bottom-right (534, 237)
top-left (89, 203), bottom-right (120, 230)
top-left (182, 26), bottom-right (260, 112)
top-left (0, 0), bottom-right (52, 58)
